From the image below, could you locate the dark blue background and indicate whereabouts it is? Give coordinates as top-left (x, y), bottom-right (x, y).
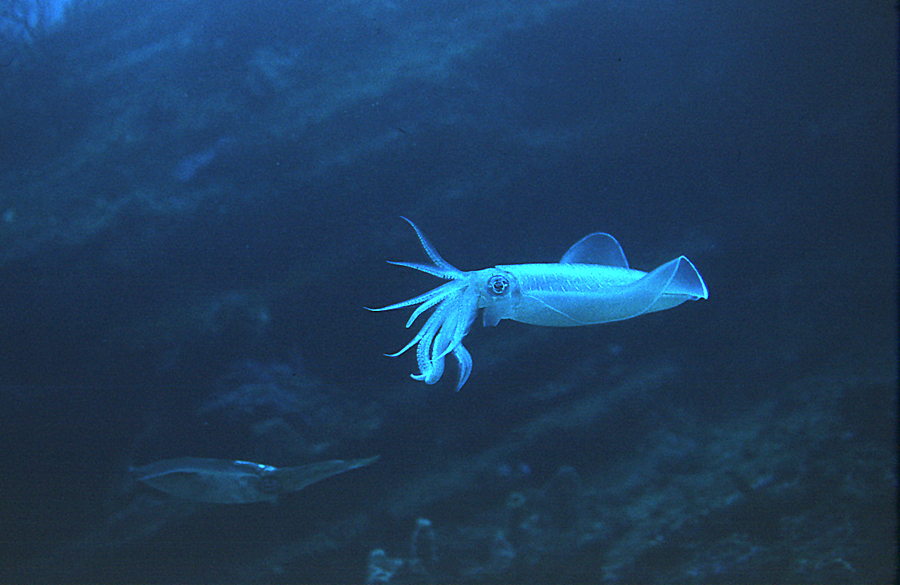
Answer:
top-left (0, 0), bottom-right (895, 582)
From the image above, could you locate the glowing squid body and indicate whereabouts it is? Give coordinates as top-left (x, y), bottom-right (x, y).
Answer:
top-left (370, 218), bottom-right (709, 391)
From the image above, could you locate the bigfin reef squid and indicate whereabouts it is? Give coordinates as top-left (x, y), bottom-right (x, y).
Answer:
top-left (133, 456), bottom-right (379, 504)
top-left (369, 218), bottom-right (708, 391)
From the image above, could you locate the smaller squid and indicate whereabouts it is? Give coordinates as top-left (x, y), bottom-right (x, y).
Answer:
top-left (369, 218), bottom-right (709, 391)
top-left (133, 456), bottom-right (379, 504)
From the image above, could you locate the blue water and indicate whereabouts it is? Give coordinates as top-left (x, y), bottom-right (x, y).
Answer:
top-left (0, 0), bottom-right (896, 582)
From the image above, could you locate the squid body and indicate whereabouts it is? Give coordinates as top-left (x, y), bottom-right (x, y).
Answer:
top-left (370, 218), bottom-right (709, 391)
top-left (133, 456), bottom-right (379, 504)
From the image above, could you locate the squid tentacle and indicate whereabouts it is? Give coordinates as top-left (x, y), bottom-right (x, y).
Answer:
top-left (450, 345), bottom-right (473, 391)
top-left (371, 219), bottom-right (479, 390)
top-left (432, 289), bottom-right (478, 363)
top-left (367, 279), bottom-right (462, 314)
top-left (386, 261), bottom-right (460, 280)
top-left (410, 287), bottom-right (478, 389)
top-left (399, 216), bottom-right (463, 276)
top-left (415, 303), bottom-right (451, 370)
top-left (404, 281), bottom-right (467, 327)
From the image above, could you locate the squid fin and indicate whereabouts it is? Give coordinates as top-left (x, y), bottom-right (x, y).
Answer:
top-left (560, 232), bottom-right (629, 268)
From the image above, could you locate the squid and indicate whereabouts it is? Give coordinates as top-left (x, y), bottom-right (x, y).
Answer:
top-left (133, 456), bottom-right (379, 504)
top-left (369, 218), bottom-right (709, 391)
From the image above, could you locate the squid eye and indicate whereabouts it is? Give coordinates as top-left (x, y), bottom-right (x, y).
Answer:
top-left (487, 274), bottom-right (510, 297)
top-left (258, 475), bottom-right (280, 494)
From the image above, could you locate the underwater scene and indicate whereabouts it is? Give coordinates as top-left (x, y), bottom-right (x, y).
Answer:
top-left (0, 0), bottom-right (896, 582)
